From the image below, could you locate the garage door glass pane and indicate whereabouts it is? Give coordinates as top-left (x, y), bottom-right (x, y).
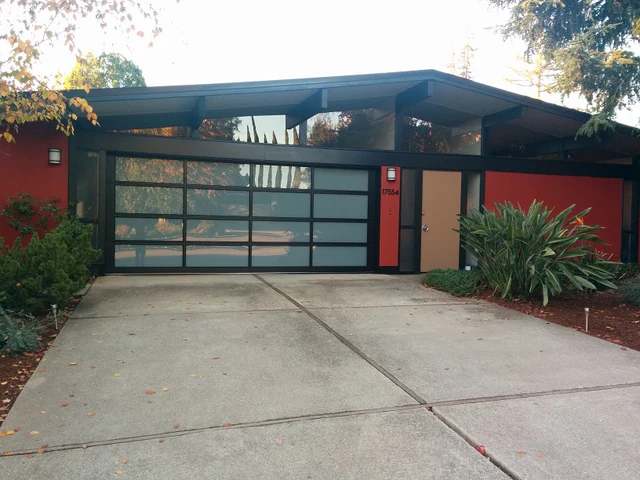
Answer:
top-left (115, 245), bottom-right (182, 267)
top-left (253, 192), bottom-right (310, 217)
top-left (314, 194), bottom-right (368, 219)
top-left (253, 221), bottom-right (310, 243)
top-left (116, 157), bottom-right (183, 183)
top-left (313, 246), bottom-right (367, 266)
top-left (252, 246), bottom-right (309, 267)
top-left (186, 245), bottom-right (249, 267)
top-left (254, 165), bottom-right (310, 189)
top-left (187, 162), bottom-right (250, 187)
top-left (186, 220), bottom-right (249, 241)
top-left (187, 189), bottom-right (249, 216)
top-left (313, 222), bottom-right (367, 243)
top-left (115, 186), bottom-right (183, 214)
top-left (314, 168), bottom-right (369, 191)
top-left (115, 218), bottom-right (183, 241)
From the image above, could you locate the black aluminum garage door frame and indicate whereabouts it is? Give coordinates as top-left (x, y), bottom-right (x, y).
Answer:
top-left (104, 155), bottom-right (379, 273)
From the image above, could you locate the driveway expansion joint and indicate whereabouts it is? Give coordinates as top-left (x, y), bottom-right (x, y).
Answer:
top-left (254, 274), bottom-right (428, 405)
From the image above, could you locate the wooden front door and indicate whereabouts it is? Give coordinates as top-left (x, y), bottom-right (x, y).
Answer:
top-left (420, 171), bottom-right (462, 272)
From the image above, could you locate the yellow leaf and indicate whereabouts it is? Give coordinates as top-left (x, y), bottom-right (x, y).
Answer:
top-left (3, 132), bottom-right (15, 143)
top-left (114, 373), bottom-right (120, 377)
top-left (121, 459), bottom-right (128, 464)
top-left (84, 86), bottom-right (90, 94)
top-left (116, 470), bottom-right (123, 475)
top-left (29, 431), bottom-right (39, 435)
top-left (6, 116), bottom-right (15, 124)
top-left (87, 412), bottom-right (95, 417)
top-left (517, 451), bottom-right (527, 455)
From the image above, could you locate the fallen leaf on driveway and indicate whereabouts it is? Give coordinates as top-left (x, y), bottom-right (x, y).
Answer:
top-left (114, 373), bottom-right (120, 377)
top-left (190, 374), bottom-right (198, 378)
top-left (223, 422), bottom-right (232, 427)
top-left (128, 333), bottom-right (135, 336)
top-left (162, 387), bottom-right (169, 392)
top-left (40, 411), bottom-right (46, 414)
top-left (87, 412), bottom-right (95, 417)
top-left (145, 390), bottom-right (155, 395)
top-left (37, 444), bottom-right (48, 454)
top-left (3, 452), bottom-right (13, 456)
top-left (60, 402), bottom-right (69, 407)
top-left (90, 365), bottom-right (96, 369)
top-left (116, 470), bottom-right (123, 475)
top-left (173, 424), bottom-right (180, 429)
top-left (517, 451), bottom-right (527, 455)
top-left (69, 362), bottom-right (77, 366)
top-left (213, 357), bottom-right (221, 360)
top-left (29, 431), bottom-right (39, 435)
top-left (537, 453), bottom-right (545, 458)
top-left (477, 338), bottom-right (483, 341)
top-left (475, 445), bottom-right (486, 455)
top-left (275, 439), bottom-right (283, 445)
top-left (262, 346), bottom-right (268, 351)
top-left (121, 459), bottom-right (128, 464)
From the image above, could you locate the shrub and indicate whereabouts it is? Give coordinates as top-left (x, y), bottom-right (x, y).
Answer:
top-left (620, 277), bottom-right (640, 305)
top-left (0, 301), bottom-right (40, 355)
top-left (0, 215), bottom-right (100, 314)
top-left (609, 263), bottom-right (640, 283)
top-left (422, 269), bottom-right (484, 297)
top-left (0, 193), bottom-right (63, 239)
top-left (457, 201), bottom-right (616, 306)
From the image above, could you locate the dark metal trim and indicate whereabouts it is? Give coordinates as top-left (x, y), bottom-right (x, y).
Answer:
top-left (286, 88), bottom-right (328, 129)
top-left (76, 131), bottom-right (634, 179)
top-left (459, 171), bottom-right (469, 270)
top-left (395, 80), bottom-right (433, 112)
top-left (631, 157), bottom-right (640, 263)
top-left (482, 106), bottom-right (527, 128)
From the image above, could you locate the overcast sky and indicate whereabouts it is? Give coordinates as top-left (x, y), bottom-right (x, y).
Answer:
top-left (38, 0), bottom-right (640, 127)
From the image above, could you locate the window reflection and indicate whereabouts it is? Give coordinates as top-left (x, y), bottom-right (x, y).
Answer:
top-left (115, 218), bottom-right (183, 241)
top-left (115, 245), bottom-right (182, 267)
top-left (253, 192), bottom-right (310, 218)
top-left (115, 186), bottom-right (183, 214)
top-left (253, 221), bottom-right (309, 243)
top-left (308, 111), bottom-right (395, 150)
top-left (115, 157), bottom-right (183, 183)
top-left (253, 165), bottom-right (310, 189)
top-left (187, 189), bottom-right (249, 216)
top-left (401, 117), bottom-right (481, 154)
top-left (252, 246), bottom-right (309, 267)
top-left (186, 220), bottom-right (249, 242)
top-left (186, 245), bottom-right (248, 267)
top-left (187, 161), bottom-right (250, 187)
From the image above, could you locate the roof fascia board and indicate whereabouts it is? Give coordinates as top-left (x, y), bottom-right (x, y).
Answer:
top-left (285, 88), bottom-right (328, 129)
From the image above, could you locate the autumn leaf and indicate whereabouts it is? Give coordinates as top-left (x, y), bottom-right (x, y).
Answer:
top-left (114, 373), bottom-right (121, 377)
top-left (121, 459), bottom-right (128, 464)
top-left (37, 444), bottom-right (48, 454)
top-left (116, 470), bottom-right (123, 475)
top-left (517, 451), bottom-right (527, 455)
top-left (173, 424), bottom-right (180, 429)
top-left (87, 412), bottom-right (96, 417)
top-left (190, 374), bottom-right (198, 378)
top-left (145, 390), bottom-right (155, 395)
top-left (69, 362), bottom-right (77, 366)
top-left (162, 387), bottom-right (169, 392)
top-left (222, 422), bottom-right (232, 427)
top-left (60, 402), bottom-right (69, 407)
top-left (29, 430), bottom-right (39, 435)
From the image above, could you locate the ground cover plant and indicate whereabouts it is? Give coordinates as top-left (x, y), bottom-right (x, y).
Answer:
top-left (422, 268), bottom-right (484, 297)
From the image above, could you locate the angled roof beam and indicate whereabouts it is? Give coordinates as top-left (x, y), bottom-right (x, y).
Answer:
top-left (189, 96), bottom-right (207, 129)
top-left (395, 80), bottom-right (434, 113)
top-left (483, 106), bottom-right (527, 128)
top-left (286, 89), bottom-right (328, 129)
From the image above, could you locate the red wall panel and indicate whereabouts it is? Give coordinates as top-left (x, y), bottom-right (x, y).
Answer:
top-left (485, 172), bottom-right (623, 260)
top-left (0, 123), bottom-right (68, 247)
top-left (379, 167), bottom-right (400, 266)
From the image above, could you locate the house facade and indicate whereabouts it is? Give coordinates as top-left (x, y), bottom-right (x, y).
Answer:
top-left (1, 70), bottom-right (638, 274)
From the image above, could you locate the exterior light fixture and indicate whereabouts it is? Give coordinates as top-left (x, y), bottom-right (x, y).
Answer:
top-left (48, 148), bottom-right (62, 165)
top-left (386, 167), bottom-right (397, 182)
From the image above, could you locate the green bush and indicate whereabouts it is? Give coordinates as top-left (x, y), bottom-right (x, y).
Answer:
top-left (609, 263), bottom-right (640, 283)
top-left (422, 269), bottom-right (484, 297)
top-left (0, 215), bottom-right (100, 314)
top-left (457, 201), bottom-right (616, 306)
top-left (0, 302), bottom-right (40, 355)
top-left (620, 277), bottom-right (640, 305)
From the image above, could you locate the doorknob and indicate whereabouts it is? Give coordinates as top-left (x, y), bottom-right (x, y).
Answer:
top-left (422, 225), bottom-right (430, 232)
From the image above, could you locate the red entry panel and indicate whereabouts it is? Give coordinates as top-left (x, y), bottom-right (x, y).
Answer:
top-left (485, 172), bottom-right (623, 260)
top-left (0, 123), bottom-right (69, 246)
top-left (379, 167), bottom-right (400, 266)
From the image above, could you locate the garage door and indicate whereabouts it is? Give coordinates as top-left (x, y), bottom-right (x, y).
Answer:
top-left (105, 157), bottom-right (376, 272)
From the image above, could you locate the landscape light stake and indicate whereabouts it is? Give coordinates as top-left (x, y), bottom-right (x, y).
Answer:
top-left (52, 304), bottom-right (58, 330)
top-left (584, 307), bottom-right (589, 333)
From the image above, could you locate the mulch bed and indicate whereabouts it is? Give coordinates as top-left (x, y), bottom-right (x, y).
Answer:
top-left (0, 296), bottom-right (82, 426)
top-left (476, 289), bottom-right (640, 351)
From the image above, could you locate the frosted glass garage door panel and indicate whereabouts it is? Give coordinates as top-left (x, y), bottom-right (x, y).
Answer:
top-left (313, 194), bottom-right (368, 219)
top-left (115, 245), bottom-right (183, 267)
top-left (186, 246), bottom-right (249, 267)
top-left (313, 222), bottom-right (367, 243)
top-left (252, 246), bottom-right (309, 267)
top-left (313, 246), bottom-right (367, 266)
top-left (314, 168), bottom-right (369, 191)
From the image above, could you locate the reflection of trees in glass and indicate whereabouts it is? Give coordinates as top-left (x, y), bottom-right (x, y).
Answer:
top-left (116, 218), bottom-right (182, 240)
top-left (308, 110), bottom-right (393, 149)
top-left (187, 162), bottom-right (250, 187)
top-left (198, 118), bottom-right (241, 141)
top-left (187, 220), bottom-right (249, 241)
top-left (253, 165), bottom-right (310, 189)
top-left (116, 157), bottom-right (183, 183)
top-left (402, 118), bottom-right (452, 153)
top-left (115, 186), bottom-right (183, 214)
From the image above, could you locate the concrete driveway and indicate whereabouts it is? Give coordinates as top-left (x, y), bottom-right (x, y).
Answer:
top-left (2, 274), bottom-right (640, 479)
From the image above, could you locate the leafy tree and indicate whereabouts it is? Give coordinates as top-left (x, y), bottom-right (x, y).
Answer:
top-left (488, 0), bottom-right (640, 135)
top-left (64, 53), bottom-right (146, 89)
top-left (505, 55), bottom-right (557, 100)
top-left (458, 32), bottom-right (477, 80)
top-left (1, 0), bottom-right (166, 143)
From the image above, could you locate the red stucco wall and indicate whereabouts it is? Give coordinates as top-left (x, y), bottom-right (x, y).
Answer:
top-left (485, 172), bottom-right (623, 260)
top-left (379, 167), bottom-right (400, 266)
top-left (0, 123), bottom-right (69, 246)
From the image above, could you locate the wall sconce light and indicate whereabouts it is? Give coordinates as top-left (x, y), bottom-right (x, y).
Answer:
top-left (48, 148), bottom-right (62, 165)
top-left (386, 167), bottom-right (397, 182)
